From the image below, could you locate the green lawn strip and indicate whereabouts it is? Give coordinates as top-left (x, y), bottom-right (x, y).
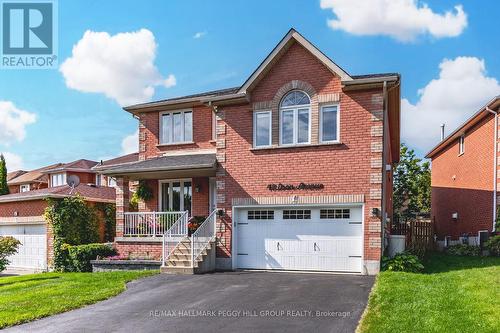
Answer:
top-left (0, 270), bottom-right (158, 328)
top-left (358, 253), bottom-right (500, 333)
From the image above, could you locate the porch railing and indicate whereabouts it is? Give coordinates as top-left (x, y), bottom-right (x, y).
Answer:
top-left (162, 211), bottom-right (189, 266)
top-left (124, 212), bottom-right (185, 237)
top-left (191, 209), bottom-right (217, 267)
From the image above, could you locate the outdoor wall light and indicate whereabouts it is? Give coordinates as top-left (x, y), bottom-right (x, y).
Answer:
top-left (371, 208), bottom-right (380, 217)
top-left (195, 184), bottom-right (201, 193)
top-left (218, 209), bottom-right (225, 217)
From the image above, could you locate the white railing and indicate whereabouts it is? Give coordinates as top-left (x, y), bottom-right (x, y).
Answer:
top-left (162, 211), bottom-right (189, 266)
top-left (191, 209), bottom-right (217, 267)
top-left (124, 212), bottom-right (185, 237)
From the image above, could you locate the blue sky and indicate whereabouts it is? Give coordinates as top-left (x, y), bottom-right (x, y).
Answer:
top-left (1, 0), bottom-right (499, 170)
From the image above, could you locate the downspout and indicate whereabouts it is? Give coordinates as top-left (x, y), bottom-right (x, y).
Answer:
top-left (486, 107), bottom-right (498, 232)
top-left (381, 81), bottom-right (388, 238)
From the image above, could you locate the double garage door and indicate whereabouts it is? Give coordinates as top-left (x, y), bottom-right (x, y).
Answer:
top-left (236, 206), bottom-right (363, 273)
top-left (0, 224), bottom-right (47, 270)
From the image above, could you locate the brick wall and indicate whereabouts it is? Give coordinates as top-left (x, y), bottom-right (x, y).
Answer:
top-left (216, 41), bottom-right (386, 262)
top-left (138, 105), bottom-right (215, 161)
top-left (67, 171), bottom-right (96, 185)
top-left (0, 199), bottom-right (47, 217)
top-left (115, 241), bottom-right (162, 260)
top-left (431, 114), bottom-right (495, 239)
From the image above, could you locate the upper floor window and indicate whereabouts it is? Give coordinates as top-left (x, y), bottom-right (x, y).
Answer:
top-left (320, 105), bottom-right (340, 143)
top-left (280, 90), bottom-right (311, 145)
top-left (253, 110), bottom-right (272, 147)
top-left (459, 135), bottom-right (465, 155)
top-left (51, 173), bottom-right (66, 187)
top-left (20, 184), bottom-right (30, 192)
top-left (160, 110), bottom-right (193, 144)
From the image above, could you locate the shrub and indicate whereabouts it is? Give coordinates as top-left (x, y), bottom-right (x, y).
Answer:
top-left (382, 252), bottom-right (424, 272)
top-left (446, 244), bottom-right (481, 256)
top-left (0, 236), bottom-right (21, 272)
top-left (485, 235), bottom-right (500, 256)
top-left (66, 243), bottom-right (116, 272)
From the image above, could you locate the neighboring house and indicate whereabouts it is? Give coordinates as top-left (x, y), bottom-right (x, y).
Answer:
top-left (103, 29), bottom-right (401, 275)
top-left (0, 184), bottom-right (116, 271)
top-left (0, 158), bottom-right (118, 272)
top-left (426, 96), bottom-right (500, 246)
top-left (7, 163), bottom-right (63, 194)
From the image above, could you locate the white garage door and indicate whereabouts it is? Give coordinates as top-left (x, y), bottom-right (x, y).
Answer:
top-left (0, 224), bottom-right (47, 270)
top-left (236, 206), bottom-right (363, 273)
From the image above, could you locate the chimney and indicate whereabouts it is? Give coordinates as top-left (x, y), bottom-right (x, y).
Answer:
top-left (440, 124), bottom-right (445, 141)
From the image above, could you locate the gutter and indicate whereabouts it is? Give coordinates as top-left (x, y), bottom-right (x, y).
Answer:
top-left (486, 107), bottom-right (498, 232)
top-left (100, 163), bottom-right (217, 176)
top-left (342, 75), bottom-right (399, 86)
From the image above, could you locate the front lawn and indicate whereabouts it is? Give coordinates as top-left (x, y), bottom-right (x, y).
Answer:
top-left (0, 270), bottom-right (158, 328)
top-left (358, 253), bottom-right (500, 333)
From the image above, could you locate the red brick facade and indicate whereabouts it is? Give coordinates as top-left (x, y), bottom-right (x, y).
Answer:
top-left (430, 114), bottom-right (495, 239)
top-left (114, 33), bottom-right (399, 274)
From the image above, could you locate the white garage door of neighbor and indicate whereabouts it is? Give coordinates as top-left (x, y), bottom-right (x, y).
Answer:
top-left (236, 206), bottom-right (363, 273)
top-left (0, 224), bottom-right (47, 270)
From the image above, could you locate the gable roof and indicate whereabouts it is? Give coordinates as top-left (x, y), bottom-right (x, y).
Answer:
top-left (7, 163), bottom-right (63, 185)
top-left (7, 170), bottom-right (26, 182)
top-left (237, 28), bottom-right (352, 94)
top-left (426, 96), bottom-right (500, 159)
top-left (92, 153), bottom-right (139, 172)
top-left (43, 159), bottom-right (98, 174)
top-left (0, 184), bottom-right (115, 203)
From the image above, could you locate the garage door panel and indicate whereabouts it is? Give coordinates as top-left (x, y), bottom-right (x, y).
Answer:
top-left (236, 206), bottom-right (363, 273)
top-left (0, 224), bottom-right (47, 270)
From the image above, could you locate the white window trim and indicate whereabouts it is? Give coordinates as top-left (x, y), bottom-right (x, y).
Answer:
top-left (20, 184), bottom-right (30, 192)
top-left (279, 105), bottom-right (311, 146)
top-left (458, 135), bottom-right (465, 155)
top-left (253, 110), bottom-right (272, 148)
top-left (319, 103), bottom-right (341, 143)
top-left (158, 178), bottom-right (193, 214)
top-left (50, 172), bottom-right (67, 187)
top-left (159, 109), bottom-right (193, 145)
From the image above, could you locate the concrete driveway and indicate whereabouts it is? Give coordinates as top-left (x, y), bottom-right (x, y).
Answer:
top-left (6, 271), bottom-right (374, 333)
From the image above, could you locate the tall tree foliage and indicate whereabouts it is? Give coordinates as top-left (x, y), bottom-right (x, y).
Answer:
top-left (0, 154), bottom-right (8, 195)
top-left (393, 144), bottom-right (431, 220)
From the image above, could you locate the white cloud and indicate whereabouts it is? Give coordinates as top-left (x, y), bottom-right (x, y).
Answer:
top-left (1, 152), bottom-right (24, 171)
top-left (193, 31), bottom-right (207, 39)
top-left (0, 101), bottom-right (36, 145)
top-left (121, 130), bottom-right (138, 154)
top-left (320, 0), bottom-right (467, 42)
top-left (402, 57), bottom-right (500, 152)
top-left (60, 29), bottom-right (176, 107)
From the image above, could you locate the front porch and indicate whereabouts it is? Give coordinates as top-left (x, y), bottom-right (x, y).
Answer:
top-left (102, 153), bottom-right (219, 273)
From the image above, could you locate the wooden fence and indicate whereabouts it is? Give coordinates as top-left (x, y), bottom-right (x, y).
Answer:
top-left (391, 218), bottom-right (434, 251)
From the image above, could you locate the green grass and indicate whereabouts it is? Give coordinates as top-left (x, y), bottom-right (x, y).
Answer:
top-left (0, 270), bottom-right (158, 328)
top-left (358, 253), bottom-right (500, 333)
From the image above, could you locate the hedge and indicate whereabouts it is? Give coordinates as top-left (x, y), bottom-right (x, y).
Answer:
top-left (62, 243), bottom-right (116, 272)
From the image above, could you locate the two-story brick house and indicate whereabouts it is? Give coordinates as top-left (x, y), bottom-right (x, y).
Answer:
top-left (426, 96), bottom-right (500, 246)
top-left (104, 29), bottom-right (401, 274)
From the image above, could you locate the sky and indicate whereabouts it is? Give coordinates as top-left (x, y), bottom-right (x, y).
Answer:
top-left (1, 0), bottom-right (499, 171)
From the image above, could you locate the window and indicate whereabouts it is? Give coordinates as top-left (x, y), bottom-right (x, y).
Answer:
top-left (459, 135), bottom-right (465, 155)
top-left (107, 177), bottom-right (117, 187)
top-left (160, 110), bottom-right (193, 144)
top-left (247, 210), bottom-right (274, 220)
top-left (159, 179), bottom-right (192, 215)
top-left (321, 105), bottom-right (339, 142)
top-left (283, 209), bottom-right (311, 219)
top-left (20, 184), bottom-right (30, 192)
top-left (280, 90), bottom-right (311, 145)
top-left (320, 209), bottom-right (350, 219)
top-left (51, 173), bottom-right (66, 187)
top-left (253, 111), bottom-right (272, 147)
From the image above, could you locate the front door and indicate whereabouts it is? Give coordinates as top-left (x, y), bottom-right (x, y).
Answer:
top-left (160, 179), bottom-right (192, 215)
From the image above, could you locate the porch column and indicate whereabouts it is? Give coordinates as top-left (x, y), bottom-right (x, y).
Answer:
top-left (115, 176), bottom-right (130, 238)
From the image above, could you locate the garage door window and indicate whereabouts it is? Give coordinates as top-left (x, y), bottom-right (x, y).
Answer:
top-left (320, 209), bottom-right (350, 219)
top-left (248, 210), bottom-right (274, 220)
top-left (283, 209), bottom-right (311, 219)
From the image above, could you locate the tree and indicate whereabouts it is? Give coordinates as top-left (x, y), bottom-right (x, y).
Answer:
top-left (0, 236), bottom-right (21, 272)
top-left (0, 154), bottom-right (8, 195)
top-left (393, 144), bottom-right (431, 221)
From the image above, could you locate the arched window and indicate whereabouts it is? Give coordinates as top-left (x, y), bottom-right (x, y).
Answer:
top-left (280, 90), bottom-right (311, 145)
